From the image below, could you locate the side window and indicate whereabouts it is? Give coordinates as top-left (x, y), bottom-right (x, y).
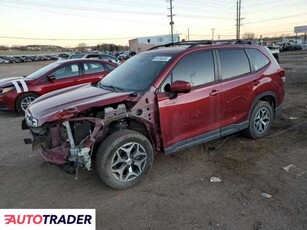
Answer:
top-left (246, 49), bottom-right (269, 71)
top-left (160, 51), bottom-right (215, 92)
top-left (218, 49), bottom-right (251, 80)
top-left (106, 64), bottom-right (116, 70)
top-left (83, 62), bottom-right (106, 74)
top-left (100, 56), bottom-right (116, 63)
top-left (52, 64), bottom-right (79, 80)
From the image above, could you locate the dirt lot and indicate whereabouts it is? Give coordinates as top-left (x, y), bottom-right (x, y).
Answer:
top-left (0, 52), bottom-right (306, 230)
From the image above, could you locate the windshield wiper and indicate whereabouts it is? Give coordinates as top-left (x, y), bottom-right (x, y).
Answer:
top-left (99, 83), bottom-right (124, 91)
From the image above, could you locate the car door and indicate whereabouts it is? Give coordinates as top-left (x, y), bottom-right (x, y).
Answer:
top-left (157, 51), bottom-right (222, 152)
top-left (217, 48), bottom-right (265, 131)
top-left (81, 61), bottom-right (110, 83)
top-left (40, 63), bottom-right (82, 94)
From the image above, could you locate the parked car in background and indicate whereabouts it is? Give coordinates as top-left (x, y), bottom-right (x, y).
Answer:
top-left (266, 46), bottom-right (280, 62)
top-left (82, 54), bottom-right (121, 65)
top-left (0, 56), bottom-right (16, 63)
top-left (0, 57), bottom-right (10, 64)
top-left (68, 53), bottom-right (85, 59)
top-left (23, 40), bottom-right (285, 190)
top-left (0, 59), bottom-right (117, 113)
top-left (68, 52), bottom-right (121, 65)
top-left (21, 56), bottom-right (33, 62)
top-left (279, 43), bottom-right (302, 52)
top-left (13, 56), bottom-right (26, 63)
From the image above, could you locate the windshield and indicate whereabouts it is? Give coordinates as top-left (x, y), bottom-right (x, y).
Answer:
top-left (99, 53), bottom-right (174, 91)
top-left (26, 62), bottom-right (62, 80)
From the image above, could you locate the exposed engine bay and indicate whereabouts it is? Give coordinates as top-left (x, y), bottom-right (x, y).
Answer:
top-left (24, 96), bottom-right (160, 173)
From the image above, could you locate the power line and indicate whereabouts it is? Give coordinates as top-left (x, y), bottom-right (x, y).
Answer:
top-left (0, 36), bottom-right (133, 41)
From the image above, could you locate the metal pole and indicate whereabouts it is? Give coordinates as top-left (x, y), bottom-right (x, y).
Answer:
top-left (238, 0), bottom-right (241, 39)
top-left (211, 28), bottom-right (215, 40)
top-left (236, 1), bottom-right (239, 39)
top-left (168, 0), bottom-right (174, 43)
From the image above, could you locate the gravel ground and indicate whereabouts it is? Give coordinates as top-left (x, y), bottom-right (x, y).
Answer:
top-left (0, 52), bottom-right (306, 230)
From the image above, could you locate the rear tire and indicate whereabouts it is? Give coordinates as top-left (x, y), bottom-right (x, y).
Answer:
top-left (96, 129), bottom-right (153, 190)
top-left (244, 101), bottom-right (273, 139)
top-left (16, 93), bottom-right (38, 114)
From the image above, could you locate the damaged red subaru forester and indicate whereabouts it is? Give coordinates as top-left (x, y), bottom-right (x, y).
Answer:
top-left (23, 41), bottom-right (285, 189)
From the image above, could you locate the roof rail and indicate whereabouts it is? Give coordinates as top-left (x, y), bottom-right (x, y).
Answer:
top-left (213, 39), bottom-right (257, 45)
top-left (148, 39), bottom-right (257, 51)
top-left (148, 40), bottom-right (212, 50)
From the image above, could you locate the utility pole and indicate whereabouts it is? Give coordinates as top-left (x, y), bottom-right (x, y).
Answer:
top-left (167, 0), bottom-right (175, 43)
top-left (187, 28), bottom-right (190, 41)
top-left (211, 28), bottom-right (215, 40)
top-left (236, 0), bottom-right (243, 39)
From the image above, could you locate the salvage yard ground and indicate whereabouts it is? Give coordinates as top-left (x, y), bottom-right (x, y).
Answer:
top-left (0, 51), bottom-right (306, 229)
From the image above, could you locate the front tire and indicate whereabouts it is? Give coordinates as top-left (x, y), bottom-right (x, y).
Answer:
top-left (244, 101), bottom-right (273, 139)
top-left (16, 93), bottom-right (38, 114)
top-left (96, 129), bottom-right (154, 190)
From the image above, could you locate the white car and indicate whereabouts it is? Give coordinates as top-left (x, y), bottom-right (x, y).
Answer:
top-left (0, 57), bottom-right (9, 64)
top-left (266, 46), bottom-right (280, 63)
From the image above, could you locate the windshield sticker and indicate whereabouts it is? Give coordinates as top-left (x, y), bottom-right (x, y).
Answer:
top-left (152, 56), bottom-right (172, 62)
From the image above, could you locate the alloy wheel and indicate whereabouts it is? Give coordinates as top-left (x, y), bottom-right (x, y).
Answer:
top-left (20, 96), bottom-right (37, 111)
top-left (111, 142), bottom-right (148, 182)
top-left (254, 107), bottom-right (271, 134)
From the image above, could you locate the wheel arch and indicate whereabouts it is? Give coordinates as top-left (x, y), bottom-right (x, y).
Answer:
top-left (248, 91), bottom-right (277, 120)
top-left (15, 91), bottom-right (40, 111)
top-left (106, 117), bottom-right (158, 151)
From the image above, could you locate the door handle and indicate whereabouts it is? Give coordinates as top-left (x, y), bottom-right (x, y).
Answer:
top-left (252, 80), bottom-right (260, 86)
top-left (209, 89), bottom-right (220, 96)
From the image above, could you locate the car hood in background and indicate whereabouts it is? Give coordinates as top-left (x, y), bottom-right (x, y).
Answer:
top-left (27, 83), bottom-right (133, 126)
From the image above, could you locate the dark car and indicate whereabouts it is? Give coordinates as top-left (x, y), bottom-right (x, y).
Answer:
top-left (0, 56), bottom-right (16, 63)
top-left (13, 56), bottom-right (26, 63)
top-left (280, 43), bottom-right (303, 52)
top-left (23, 40), bottom-right (285, 189)
top-left (0, 59), bottom-right (117, 113)
top-left (21, 56), bottom-right (33, 62)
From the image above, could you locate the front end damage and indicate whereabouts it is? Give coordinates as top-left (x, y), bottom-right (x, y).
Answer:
top-left (29, 117), bottom-right (103, 170)
top-left (24, 91), bottom-right (161, 172)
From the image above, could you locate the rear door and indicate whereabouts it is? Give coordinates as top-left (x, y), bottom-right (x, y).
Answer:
top-left (217, 48), bottom-right (268, 130)
top-left (157, 51), bottom-right (222, 151)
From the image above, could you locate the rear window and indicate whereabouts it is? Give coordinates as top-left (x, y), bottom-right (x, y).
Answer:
top-left (246, 49), bottom-right (270, 71)
top-left (218, 49), bottom-right (251, 80)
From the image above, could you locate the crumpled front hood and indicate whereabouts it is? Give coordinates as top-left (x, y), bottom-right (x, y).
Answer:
top-left (27, 83), bottom-right (133, 126)
top-left (0, 76), bottom-right (30, 88)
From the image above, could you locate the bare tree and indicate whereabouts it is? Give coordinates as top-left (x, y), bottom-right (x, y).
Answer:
top-left (77, 43), bottom-right (87, 52)
top-left (242, 32), bottom-right (255, 40)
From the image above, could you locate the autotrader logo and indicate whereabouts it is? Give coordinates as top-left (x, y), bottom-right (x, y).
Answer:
top-left (0, 209), bottom-right (95, 230)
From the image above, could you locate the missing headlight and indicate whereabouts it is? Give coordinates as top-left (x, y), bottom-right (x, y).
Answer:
top-left (73, 122), bottom-right (92, 145)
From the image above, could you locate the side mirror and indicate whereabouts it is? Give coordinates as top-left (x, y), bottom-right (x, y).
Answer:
top-left (47, 74), bottom-right (56, 81)
top-left (170, 80), bottom-right (192, 93)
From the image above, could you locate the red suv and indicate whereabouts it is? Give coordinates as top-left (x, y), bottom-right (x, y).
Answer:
top-left (23, 41), bottom-right (285, 189)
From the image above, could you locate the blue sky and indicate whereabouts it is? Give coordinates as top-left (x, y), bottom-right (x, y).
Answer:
top-left (0, 0), bottom-right (306, 47)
